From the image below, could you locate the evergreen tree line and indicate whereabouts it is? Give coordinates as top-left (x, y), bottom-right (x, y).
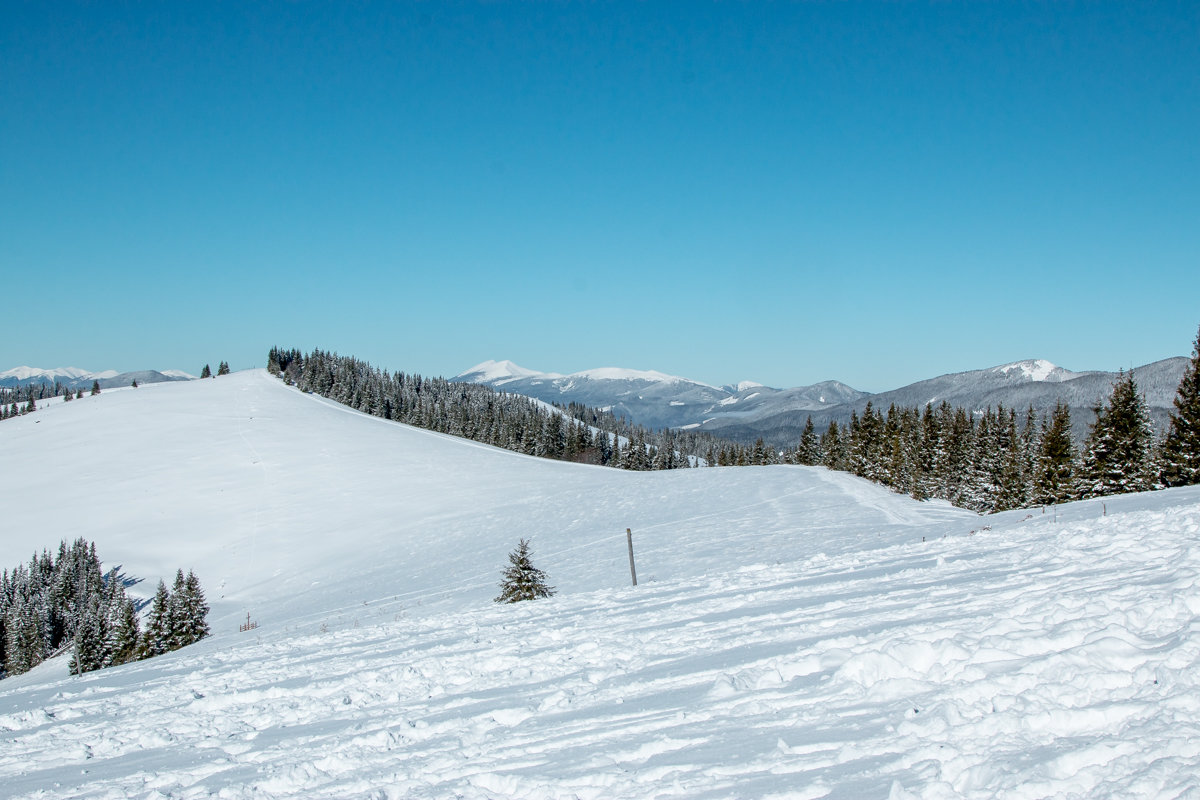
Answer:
top-left (0, 381), bottom-right (99, 420)
top-left (780, 330), bottom-right (1200, 513)
top-left (268, 347), bottom-right (728, 470)
top-left (0, 539), bottom-right (210, 679)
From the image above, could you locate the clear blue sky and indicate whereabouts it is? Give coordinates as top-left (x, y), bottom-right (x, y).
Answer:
top-left (3, 2), bottom-right (1197, 391)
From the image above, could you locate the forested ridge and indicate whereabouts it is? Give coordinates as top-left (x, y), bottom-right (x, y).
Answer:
top-left (268, 347), bottom-right (728, 470)
top-left (272, 324), bottom-right (1200, 516)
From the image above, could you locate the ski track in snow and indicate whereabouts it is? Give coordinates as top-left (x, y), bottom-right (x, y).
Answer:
top-left (1, 372), bottom-right (1199, 798)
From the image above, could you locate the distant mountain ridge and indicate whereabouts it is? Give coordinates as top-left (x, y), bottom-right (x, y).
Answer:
top-left (0, 366), bottom-right (196, 391)
top-left (454, 360), bottom-right (867, 432)
top-left (455, 357), bottom-right (1189, 447)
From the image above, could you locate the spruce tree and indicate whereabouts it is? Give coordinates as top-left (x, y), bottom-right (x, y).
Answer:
top-left (796, 417), bottom-right (820, 465)
top-left (217, 361), bottom-right (230, 376)
top-left (90, 380), bottom-right (100, 396)
top-left (1162, 324), bottom-right (1200, 487)
top-left (139, 580), bottom-right (172, 659)
top-left (180, 570), bottom-right (210, 645)
top-left (166, 569), bottom-right (190, 650)
top-left (494, 539), bottom-right (555, 603)
top-left (201, 364), bottom-right (212, 379)
top-left (1035, 401), bottom-right (1076, 505)
top-left (1080, 370), bottom-right (1156, 498)
top-left (69, 595), bottom-right (104, 675)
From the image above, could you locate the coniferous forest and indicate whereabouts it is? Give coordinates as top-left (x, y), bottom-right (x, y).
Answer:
top-left (0, 539), bottom-right (210, 680)
top-left (272, 324), bottom-right (1200, 517)
top-left (778, 325), bottom-right (1200, 512)
top-left (268, 347), bottom-right (727, 470)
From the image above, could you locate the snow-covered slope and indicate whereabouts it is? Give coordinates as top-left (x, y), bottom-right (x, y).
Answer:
top-left (2, 370), bottom-right (1199, 798)
top-left (0, 370), bottom-right (966, 636)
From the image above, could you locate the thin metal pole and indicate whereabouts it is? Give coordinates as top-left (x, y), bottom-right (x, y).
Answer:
top-left (626, 528), bottom-right (638, 587)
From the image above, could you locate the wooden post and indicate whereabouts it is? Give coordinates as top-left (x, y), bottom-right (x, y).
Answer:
top-left (626, 528), bottom-right (638, 587)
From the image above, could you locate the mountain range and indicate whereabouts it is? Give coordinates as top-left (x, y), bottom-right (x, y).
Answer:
top-left (0, 366), bottom-right (195, 391)
top-left (456, 356), bottom-right (1189, 447)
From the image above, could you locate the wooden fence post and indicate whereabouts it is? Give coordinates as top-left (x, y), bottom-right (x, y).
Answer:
top-left (626, 528), bottom-right (638, 587)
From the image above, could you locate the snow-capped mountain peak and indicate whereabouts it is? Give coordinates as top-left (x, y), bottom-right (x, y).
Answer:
top-left (991, 359), bottom-right (1074, 383)
top-left (0, 366), bottom-right (95, 381)
top-left (457, 360), bottom-right (561, 384)
top-left (1, 365), bottom-right (196, 390)
top-left (569, 366), bottom-right (694, 384)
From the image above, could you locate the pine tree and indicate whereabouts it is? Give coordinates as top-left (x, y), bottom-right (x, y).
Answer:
top-left (138, 580), bottom-right (172, 659)
top-left (100, 570), bottom-right (138, 667)
top-left (201, 364), bottom-right (212, 379)
top-left (217, 361), bottom-right (231, 376)
top-left (166, 569), bottom-right (190, 650)
top-left (3, 591), bottom-right (46, 676)
top-left (1162, 324), bottom-right (1200, 487)
top-left (1080, 370), bottom-right (1156, 498)
top-left (1035, 401), bottom-right (1076, 505)
top-left (796, 417), bottom-right (820, 465)
top-left (69, 594), bottom-right (104, 675)
top-left (494, 539), bottom-right (555, 603)
top-left (821, 421), bottom-right (846, 471)
top-left (90, 380), bottom-right (100, 396)
top-left (180, 570), bottom-right (210, 645)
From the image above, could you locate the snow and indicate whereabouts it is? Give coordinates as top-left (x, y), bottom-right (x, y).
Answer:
top-left (2, 370), bottom-right (1200, 798)
top-left (570, 366), bottom-right (686, 383)
top-left (994, 359), bottom-right (1065, 382)
top-left (457, 359), bottom-right (560, 384)
top-left (159, 369), bottom-right (197, 379)
top-left (0, 365), bottom-right (94, 380)
top-left (736, 380), bottom-right (764, 392)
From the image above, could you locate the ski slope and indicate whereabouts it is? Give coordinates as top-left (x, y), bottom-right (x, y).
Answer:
top-left (2, 370), bottom-right (1199, 798)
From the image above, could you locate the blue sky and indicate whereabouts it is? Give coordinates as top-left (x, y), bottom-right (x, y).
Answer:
top-left (3, 3), bottom-right (1197, 391)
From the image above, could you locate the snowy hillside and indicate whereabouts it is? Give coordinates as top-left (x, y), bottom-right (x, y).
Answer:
top-left (2, 371), bottom-right (1199, 798)
top-left (0, 370), bottom-right (966, 637)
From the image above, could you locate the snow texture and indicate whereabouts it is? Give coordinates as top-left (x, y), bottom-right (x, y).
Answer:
top-left (2, 370), bottom-right (1199, 799)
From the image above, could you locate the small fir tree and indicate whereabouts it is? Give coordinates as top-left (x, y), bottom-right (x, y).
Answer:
top-left (201, 364), bottom-right (212, 379)
top-left (217, 361), bottom-right (230, 376)
top-left (90, 380), bottom-right (100, 396)
top-left (165, 569), bottom-right (210, 647)
top-left (1080, 370), bottom-right (1156, 497)
top-left (1162, 324), bottom-right (1200, 487)
top-left (166, 569), bottom-right (190, 650)
top-left (69, 595), bottom-right (104, 675)
top-left (1035, 401), bottom-right (1076, 505)
top-left (494, 539), bottom-right (555, 603)
top-left (138, 580), bottom-right (172, 659)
